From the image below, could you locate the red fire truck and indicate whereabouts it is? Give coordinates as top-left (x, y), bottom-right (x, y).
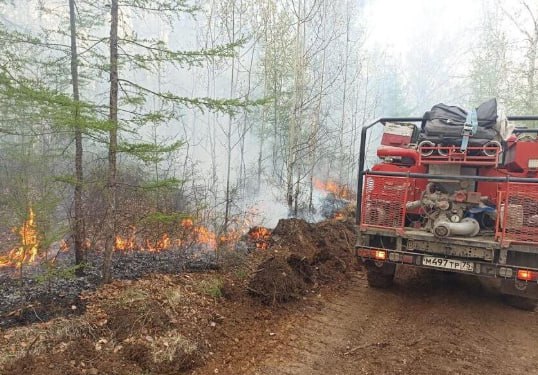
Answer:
top-left (355, 100), bottom-right (538, 309)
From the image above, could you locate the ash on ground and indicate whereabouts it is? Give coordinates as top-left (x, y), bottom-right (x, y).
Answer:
top-left (0, 247), bottom-right (217, 329)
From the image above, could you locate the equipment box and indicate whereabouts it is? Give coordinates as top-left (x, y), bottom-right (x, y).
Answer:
top-left (381, 122), bottom-right (418, 147)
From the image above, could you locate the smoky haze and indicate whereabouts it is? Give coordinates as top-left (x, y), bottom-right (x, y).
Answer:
top-left (0, 0), bottom-right (536, 246)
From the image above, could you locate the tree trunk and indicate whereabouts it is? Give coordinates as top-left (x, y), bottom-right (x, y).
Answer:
top-left (338, 4), bottom-right (351, 182)
top-left (257, 26), bottom-right (270, 193)
top-left (69, 0), bottom-right (85, 276)
top-left (287, 0), bottom-right (303, 214)
top-left (223, 0), bottom-right (236, 232)
top-left (103, 0), bottom-right (119, 283)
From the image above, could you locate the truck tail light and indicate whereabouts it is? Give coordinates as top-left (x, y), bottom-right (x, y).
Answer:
top-left (375, 250), bottom-right (387, 260)
top-left (517, 269), bottom-right (538, 281)
top-left (357, 249), bottom-right (387, 260)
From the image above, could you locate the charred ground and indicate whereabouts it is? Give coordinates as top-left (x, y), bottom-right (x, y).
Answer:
top-left (0, 216), bottom-right (536, 375)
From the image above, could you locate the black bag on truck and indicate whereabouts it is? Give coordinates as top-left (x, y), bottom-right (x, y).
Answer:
top-left (421, 98), bottom-right (498, 145)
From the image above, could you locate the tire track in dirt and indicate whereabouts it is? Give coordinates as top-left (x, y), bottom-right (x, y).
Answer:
top-left (253, 268), bottom-right (538, 375)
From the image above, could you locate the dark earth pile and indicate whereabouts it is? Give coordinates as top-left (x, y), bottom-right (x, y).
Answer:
top-left (248, 218), bottom-right (357, 304)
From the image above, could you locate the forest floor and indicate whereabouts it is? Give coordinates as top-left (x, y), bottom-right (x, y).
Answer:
top-left (1, 216), bottom-right (537, 375)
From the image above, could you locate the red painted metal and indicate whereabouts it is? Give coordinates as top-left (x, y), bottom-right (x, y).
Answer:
top-left (418, 145), bottom-right (500, 166)
top-left (381, 123), bottom-right (415, 147)
top-left (371, 161), bottom-right (427, 206)
top-left (362, 135), bottom-right (538, 247)
top-left (504, 140), bottom-right (538, 173)
top-left (360, 174), bottom-right (410, 231)
top-left (496, 182), bottom-right (538, 245)
top-left (377, 146), bottom-right (420, 164)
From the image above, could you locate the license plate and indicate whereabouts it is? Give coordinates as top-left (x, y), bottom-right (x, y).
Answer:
top-left (422, 256), bottom-right (474, 272)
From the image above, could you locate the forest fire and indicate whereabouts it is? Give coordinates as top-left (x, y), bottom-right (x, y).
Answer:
top-left (114, 230), bottom-right (172, 252)
top-left (112, 219), bottom-right (226, 252)
top-left (313, 178), bottom-right (355, 200)
top-left (115, 233), bottom-right (137, 251)
top-left (248, 227), bottom-right (272, 250)
top-left (0, 256), bottom-right (10, 268)
top-left (0, 208), bottom-right (39, 269)
top-left (146, 233), bottom-right (171, 251)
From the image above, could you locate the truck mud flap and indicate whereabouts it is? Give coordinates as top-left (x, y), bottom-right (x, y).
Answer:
top-left (500, 278), bottom-right (538, 299)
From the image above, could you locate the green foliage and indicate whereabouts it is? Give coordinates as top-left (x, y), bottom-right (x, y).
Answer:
top-left (118, 78), bottom-right (266, 116)
top-left (234, 268), bottom-right (248, 280)
top-left (118, 140), bottom-right (185, 163)
top-left (0, 0), bottom-right (272, 284)
top-left (140, 178), bottom-right (184, 191)
top-left (0, 70), bottom-right (107, 134)
top-left (36, 263), bottom-right (84, 284)
top-left (121, 37), bottom-right (245, 71)
top-left (141, 211), bottom-right (188, 225)
top-left (198, 278), bottom-right (223, 299)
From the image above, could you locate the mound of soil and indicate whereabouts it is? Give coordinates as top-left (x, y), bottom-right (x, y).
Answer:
top-left (4, 338), bottom-right (142, 375)
top-left (249, 218), bottom-right (357, 304)
top-left (248, 256), bottom-right (308, 304)
top-left (123, 331), bottom-right (202, 374)
top-left (272, 218), bottom-right (356, 263)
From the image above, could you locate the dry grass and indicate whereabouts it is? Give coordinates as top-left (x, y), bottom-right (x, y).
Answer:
top-left (151, 330), bottom-right (199, 366)
top-left (0, 316), bottom-right (95, 366)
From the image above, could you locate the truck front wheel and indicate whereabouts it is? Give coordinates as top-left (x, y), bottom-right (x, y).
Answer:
top-left (365, 261), bottom-right (396, 288)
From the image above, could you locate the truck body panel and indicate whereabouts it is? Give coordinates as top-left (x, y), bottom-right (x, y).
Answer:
top-left (355, 112), bottom-right (538, 303)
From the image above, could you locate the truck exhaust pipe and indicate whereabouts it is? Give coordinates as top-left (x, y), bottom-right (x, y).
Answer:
top-left (433, 217), bottom-right (480, 238)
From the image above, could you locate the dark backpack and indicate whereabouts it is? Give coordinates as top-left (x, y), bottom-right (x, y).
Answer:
top-left (421, 98), bottom-right (498, 144)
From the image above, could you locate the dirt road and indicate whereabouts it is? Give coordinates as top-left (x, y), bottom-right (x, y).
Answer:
top-left (248, 267), bottom-right (538, 375)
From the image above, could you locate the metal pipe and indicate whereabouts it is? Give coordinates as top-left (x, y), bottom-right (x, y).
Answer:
top-left (433, 218), bottom-right (480, 237)
top-left (362, 170), bottom-right (538, 183)
top-left (507, 116), bottom-right (538, 121)
top-left (512, 129), bottom-right (538, 133)
top-left (377, 146), bottom-right (420, 163)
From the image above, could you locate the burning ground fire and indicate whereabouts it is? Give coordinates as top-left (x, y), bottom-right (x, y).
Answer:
top-left (113, 219), bottom-right (221, 252)
top-left (0, 208), bottom-right (39, 269)
top-left (0, 207), bottom-right (274, 269)
top-left (113, 217), bottom-right (270, 253)
top-left (248, 227), bottom-right (272, 250)
top-left (313, 178), bottom-right (355, 201)
top-left (114, 227), bottom-right (173, 252)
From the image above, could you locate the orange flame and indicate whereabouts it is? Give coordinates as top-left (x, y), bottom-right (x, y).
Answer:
top-left (181, 218), bottom-right (194, 229)
top-left (114, 226), bottom-right (173, 252)
top-left (145, 233), bottom-right (172, 252)
top-left (192, 225), bottom-right (217, 249)
top-left (334, 212), bottom-right (346, 220)
top-left (59, 239), bottom-right (69, 252)
top-left (109, 215), bottom-right (261, 254)
top-left (0, 207), bottom-right (39, 268)
top-left (181, 218), bottom-right (222, 250)
top-left (313, 178), bottom-right (355, 200)
top-left (114, 229), bottom-right (137, 251)
top-left (248, 227), bottom-right (271, 250)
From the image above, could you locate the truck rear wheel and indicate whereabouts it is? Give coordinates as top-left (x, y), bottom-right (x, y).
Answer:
top-left (502, 295), bottom-right (537, 311)
top-left (365, 262), bottom-right (396, 288)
